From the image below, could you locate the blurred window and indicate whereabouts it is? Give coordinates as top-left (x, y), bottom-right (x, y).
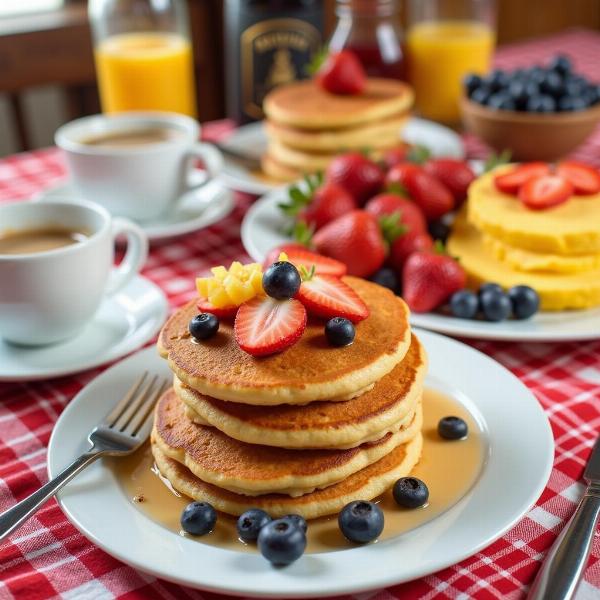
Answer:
top-left (0, 1), bottom-right (64, 18)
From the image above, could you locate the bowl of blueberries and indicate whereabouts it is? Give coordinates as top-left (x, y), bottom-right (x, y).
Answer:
top-left (461, 54), bottom-right (600, 161)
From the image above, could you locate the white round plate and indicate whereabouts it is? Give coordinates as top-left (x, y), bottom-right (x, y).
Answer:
top-left (0, 276), bottom-right (167, 382)
top-left (48, 330), bottom-right (553, 598)
top-left (219, 119), bottom-right (464, 195)
top-left (36, 175), bottom-right (234, 243)
top-left (242, 189), bottom-right (600, 342)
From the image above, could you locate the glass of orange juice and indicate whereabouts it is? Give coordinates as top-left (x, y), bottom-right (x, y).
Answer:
top-left (89, 0), bottom-right (197, 117)
top-left (406, 0), bottom-right (496, 124)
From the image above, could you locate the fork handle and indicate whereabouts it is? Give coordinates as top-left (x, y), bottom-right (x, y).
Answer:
top-left (527, 485), bottom-right (600, 600)
top-left (0, 449), bottom-right (105, 543)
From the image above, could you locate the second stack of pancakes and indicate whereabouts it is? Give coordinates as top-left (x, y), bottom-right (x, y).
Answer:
top-left (153, 277), bottom-right (427, 519)
top-left (261, 78), bottom-right (414, 182)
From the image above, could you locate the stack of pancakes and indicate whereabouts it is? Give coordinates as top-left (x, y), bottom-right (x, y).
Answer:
top-left (261, 78), bottom-right (414, 182)
top-left (448, 167), bottom-right (600, 310)
top-left (153, 277), bottom-right (427, 519)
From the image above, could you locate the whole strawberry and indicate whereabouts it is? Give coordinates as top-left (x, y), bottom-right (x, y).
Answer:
top-left (402, 243), bottom-right (466, 313)
top-left (313, 210), bottom-right (386, 278)
top-left (382, 147), bottom-right (409, 170)
top-left (386, 163), bottom-right (454, 221)
top-left (298, 182), bottom-right (356, 230)
top-left (316, 50), bottom-right (366, 95)
top-left (389, 230), bottom-right (434, 273)
top-left (364, 193), bottom-right (427, 234)
top-left (326, 152), bottom-right (384, 206)
top-left (424, 159), bottom-right (475, 208)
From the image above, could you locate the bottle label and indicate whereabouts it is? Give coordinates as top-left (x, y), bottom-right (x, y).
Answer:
top-left (241, 18), bottom-right (321, 119)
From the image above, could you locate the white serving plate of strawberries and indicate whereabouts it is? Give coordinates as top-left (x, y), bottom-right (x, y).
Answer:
top-left (242, 152), bottom-right (600, 342)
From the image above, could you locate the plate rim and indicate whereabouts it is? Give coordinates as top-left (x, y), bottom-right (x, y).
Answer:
top-left (241, 189), bottom-right (600, 343)
top-left (47, 329), bottom-right (554, 597)
top-left (0, 275), bottom-right (168, 382)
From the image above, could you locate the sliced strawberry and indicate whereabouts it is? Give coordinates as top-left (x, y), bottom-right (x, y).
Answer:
top-left (296, 275), bottom-right (369, 322)
top-left (556, 161), bottom-right (600, 195)
top-left (518, 174), bottom-right (573, 210)
top-left (197, 297), bottom-right (238, 319)
top-left (234, 296), bottom-right (307, 357)
top-left (263, 244), bottom-right (347, 277)
top-left (494, 162), bottom-right (550, 194)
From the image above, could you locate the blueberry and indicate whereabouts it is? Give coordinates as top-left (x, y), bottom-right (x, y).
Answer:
top-left (488, 92), bottom-right (516, 111)
top-left (283, 514), bottom-right (308, 534)
top-left (393, 477), bottom-right (430, 508)
top-left (325, 317), bottom-right (355, 347)
top-left (558, 95), bottom-right (588, 112)
top-left (487, 69), bottom-right (509, 92)
top-left (338, 501), bottom-right (384, 543)
top-left (540, 71), bottom-right (564, 97)
top-left (508, 285), bottom-right (540, 320)
top-left (257, 518), bottom-right (306, 565)
top-left (565, 76), bottom-right (588, 97)
top-left (428, 219), bottom-right (451, 243)
top-left (180, 501), bottom-right (217, 536)
top-left (478, 282), bottom-right (503, 297)
top-left (237, 509), bottom-right (272, 542)
top-left (464, 73), bottom-right (483, 96)
top-left (549, 54), bottom-right (572, 76)
top-left (438, 416), bottom-right (469, 440)
top-left (527, 66), bottom-right (547, 85)
top-left (262, 261), bottom-right (301, 299)
top-left (523, 81), bottom-right (541, 99)
top-left (370, 267), bottom-right (398, 293)
top-left (450, 290), bottom-right (479, 319)
top-left (189, 313), bottom-right (219, 340)
top-left (526, 94), bottom-right (556, 113)
top-left (480, 289), bottom-right (512, 322)
top-left (471, 85), bottom-right (492, 105)
top-left (508, 80), bottom-right (528, 108)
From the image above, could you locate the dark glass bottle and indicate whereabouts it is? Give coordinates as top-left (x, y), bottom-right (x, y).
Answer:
top-left (225, 0), bottom-right (324, 124)
top-left (328, 0), bottom-right (405, 80)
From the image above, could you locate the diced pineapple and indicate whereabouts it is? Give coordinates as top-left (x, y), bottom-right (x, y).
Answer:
top-left (196, 277), bottom-right (210, 298)
top-left (278, 252), bottom-right (289, 262)
top-left (211, 266), bottom-right (228, 280)
top-left (208, 287), bottom-right (232, 308)
top-left (229, 261), bottom-right (244, 277)
top-left (249, 270), bottom-right (264, 294)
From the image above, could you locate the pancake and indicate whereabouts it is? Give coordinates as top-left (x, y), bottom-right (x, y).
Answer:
top-left (265, 113), bottom-right (408, 152)
top-left (176, 333), bottom-right (426, 449)
top-left (468, 167), bottom-right (600, 255)
top-left (261, 153), bottom-right (303, 182)
top-left (158, 277), bottom-right (412, 406)
top-left (448, 214), bottom-right (600, 310)
top-left (264, 78), bottom-right (414, 130)
top-left (482, 233), bottom-right (600, 274)
top-left (267, 138), bottom-right (395, 172)
top-left (153, 388), bottom-right (422, 497)
top-left (152, 431), bottom-right (423, 519)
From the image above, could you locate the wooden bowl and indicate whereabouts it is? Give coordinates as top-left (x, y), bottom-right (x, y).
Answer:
top-left (461, 96), bottom-right (600, 161)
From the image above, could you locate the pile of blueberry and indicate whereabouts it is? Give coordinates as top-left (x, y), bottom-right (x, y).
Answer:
top-left (450, 283), bottom-right (540, 322)
top-left (464, 55), bottom-right (600, 112)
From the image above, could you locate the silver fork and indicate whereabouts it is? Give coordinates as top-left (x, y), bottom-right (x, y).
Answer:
top-left (0, 372), bottom-right (169, 543)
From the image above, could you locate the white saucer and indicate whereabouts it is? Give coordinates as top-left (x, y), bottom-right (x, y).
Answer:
top-left (36, 175), bottom-right (234, 243)
top-left (0, 276), bottom-right (168, 382)
top-left (242, 188), bottom-right (600, 342)
top-left (219, 119), bottom-right (465, 195)
top-left (48, 330), bottom-right (553, 597)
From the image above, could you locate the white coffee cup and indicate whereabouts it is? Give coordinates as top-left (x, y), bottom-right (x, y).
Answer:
top-left (0, 200), bottom-right (148, 346)
top-left (55, 112), bottom-right (224, 222)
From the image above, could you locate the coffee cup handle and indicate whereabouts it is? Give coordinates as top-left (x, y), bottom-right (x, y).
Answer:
top-left (105, 218), bottom-right (149, 296)
top-left (182, 142), bottom-right (224, 193)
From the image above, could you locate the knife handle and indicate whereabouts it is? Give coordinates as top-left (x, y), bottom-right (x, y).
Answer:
top-left (527, 483), bottom-right (600, 600)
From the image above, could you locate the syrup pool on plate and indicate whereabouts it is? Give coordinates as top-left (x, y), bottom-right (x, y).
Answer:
top-left (112, 388), bottom-right (487, 553)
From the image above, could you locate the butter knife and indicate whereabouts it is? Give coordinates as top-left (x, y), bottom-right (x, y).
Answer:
top-left (528, 434), bottom-right (600, 600)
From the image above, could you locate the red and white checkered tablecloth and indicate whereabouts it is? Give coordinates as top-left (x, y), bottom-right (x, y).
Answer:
top-left (1, 28), bottom-right (600, 600)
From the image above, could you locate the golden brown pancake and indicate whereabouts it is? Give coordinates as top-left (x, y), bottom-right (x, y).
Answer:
top-left (264, 78), bottom-right (414, 130)
top-left (153, 388), bottom-right (421, 497)
top-left (152, 432), bottom-right (422, 519)
top-left (265, 113), bottom-right (408, 152)
top-left (158, 277), bottom-right (412, 406)
top-left (261, 153), bottom-right (304, 182)
top-left (176, 333), bottom-right (426, 449)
